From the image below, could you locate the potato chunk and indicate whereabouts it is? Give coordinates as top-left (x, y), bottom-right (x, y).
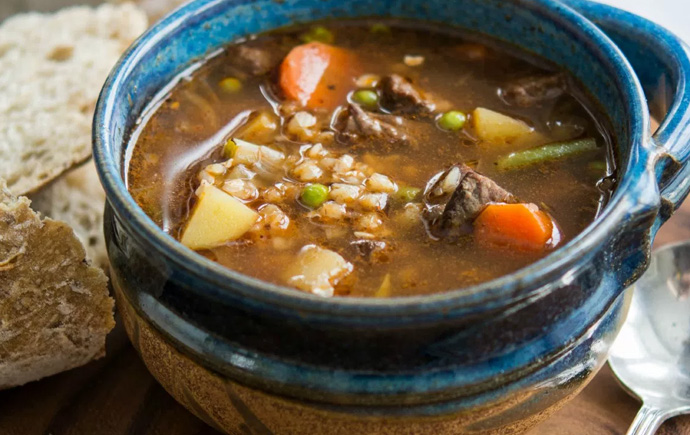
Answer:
top-left (181, 184), bottom-right (259, 250)
top-left (284, 245), bottom-right (353, 297)
top-left (471, 107), bottom-right (537, 145)
top-left (236, 111), bottom-right (278, 144)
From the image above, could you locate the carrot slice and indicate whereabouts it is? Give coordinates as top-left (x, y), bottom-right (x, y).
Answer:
top-left (474, 203), bottom-right (555, 252)
top-left (279, 42), bottom-right (358, 110)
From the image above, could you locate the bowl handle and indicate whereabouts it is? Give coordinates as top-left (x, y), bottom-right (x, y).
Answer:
top-left (564, 0), bottom-right (690, 223)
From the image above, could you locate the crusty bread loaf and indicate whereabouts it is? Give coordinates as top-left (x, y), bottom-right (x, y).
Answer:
top-left (0, 180), bottom-right (114, 389)
top-left (0, 3), bottom-right (148, 196)
top-left (30, 161), bottom-right (108, 268)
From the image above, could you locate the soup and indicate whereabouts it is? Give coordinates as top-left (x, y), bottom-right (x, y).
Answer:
top-left (127, 20), bottom-right (614, 298)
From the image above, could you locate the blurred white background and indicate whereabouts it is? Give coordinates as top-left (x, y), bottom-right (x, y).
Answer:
top-left (1, 1), bottom-right (688, 42)
top-left (596, 0), bottom-right (689, 42)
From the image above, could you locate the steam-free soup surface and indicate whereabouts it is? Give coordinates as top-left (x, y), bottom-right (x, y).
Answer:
top-left (128, 20), bottom-right (614, 298)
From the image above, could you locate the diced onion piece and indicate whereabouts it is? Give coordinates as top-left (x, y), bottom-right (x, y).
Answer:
top-left (181, 184), bottom-right (259, 250)
top-left (285, 245), bottom-right (353, 297)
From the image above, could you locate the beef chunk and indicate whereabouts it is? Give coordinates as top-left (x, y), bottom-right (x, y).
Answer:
top-left (426, 164), bottom-right (516, 238)
top-left (500, 73), bottom-right (566, 107)
top-left (335, 103), bottom-right (416, 147)
top-left (378, 74), bottom-right (434, 114)
top-left (351, 239), bottom-right (391, 263)
top-left (228, 44), bottom-right (283, 76)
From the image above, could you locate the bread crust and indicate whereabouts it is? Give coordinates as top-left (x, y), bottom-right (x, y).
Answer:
top-left (0, 181), bottom-right (114, 389)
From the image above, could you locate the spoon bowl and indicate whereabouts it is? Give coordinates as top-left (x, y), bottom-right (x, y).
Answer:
top-left (610, 241), bottom-right (690, 434)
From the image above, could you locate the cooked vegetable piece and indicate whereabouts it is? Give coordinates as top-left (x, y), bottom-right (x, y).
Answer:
top-left (225, 138), bottom-right (285, 165)
top-left (438, 110), bottom-right (467, 131)
top-left (236, 111), bottom-right (278, 143)
top-left (223, 138), bottom-right (237, 158)
top-left (474, 203), bottom-right (554, 251)
top-left (219, 77), bottom-right (242, 93)
top-left (301, 183), bottom-right (329, 208)
top-left (279, 42), bottom-right (359, 110)
top-left (471, 107), bottom-right (535, 144)
top-left (284, 245), bottom-right (354, 297)
top-left (300, 26), bottom-right (335, 44)
top-left (496, 138), bottom-right (597, 170)
top-left (352, 89), bottom-right (379, 108)
top-left (181, 184), bottom-right (259, 250)
top-left (374, 273), bottom-right (392, 297)
top-left (394, 186), bottom-right (421, 202)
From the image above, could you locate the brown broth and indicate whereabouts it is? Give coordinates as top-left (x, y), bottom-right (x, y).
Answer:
top-left (127, 19), bottom-right (614, 297)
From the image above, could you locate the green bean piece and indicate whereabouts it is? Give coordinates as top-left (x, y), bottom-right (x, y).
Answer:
top-left (301, 183), bottom-right (329, 208)
top-left (496, 138), bottom-right (598, 170)
top-left (438, 110), bottom-right (467, 131)
top-left (352, 89), bottom-right (379, 108)
top-left (395, 186), bottom-right (421, 203)
top-left (219, 77), bottom-right (242, 93)
top-left (300, 26), bottom-right (334, 44)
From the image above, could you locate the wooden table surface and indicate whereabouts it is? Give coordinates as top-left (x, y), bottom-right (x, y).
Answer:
top-left (0, 202), bottom-right (688, 435)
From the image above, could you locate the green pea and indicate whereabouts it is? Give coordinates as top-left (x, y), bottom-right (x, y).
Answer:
top-left (370, 23), bottom-right (391, 34)
top-left (219, 77), bottom-right (242, 93)
top-left (395, 186), bottom-right (421, 203)
top-left (300, 183), bottom-right (329, 208)
top-left (438, 110), bottom-right (467, 131)
top-left (300, 26), bottom-right (334, 44)
top-left (352, 89), bottom-right (379, 108)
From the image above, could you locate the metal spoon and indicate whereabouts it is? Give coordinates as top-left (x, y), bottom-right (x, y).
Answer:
top-left (609, 241), bottom-right (690, 434)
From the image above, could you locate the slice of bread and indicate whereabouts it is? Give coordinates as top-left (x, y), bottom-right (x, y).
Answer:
top-left (30, 161), bottom-right (108, 269)
top-left (0, 3), bottom-right (148, 196)
top-left (0, 180), bottom-right (114, 389)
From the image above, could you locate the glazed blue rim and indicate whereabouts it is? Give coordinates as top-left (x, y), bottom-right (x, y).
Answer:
top-left (94, 0), bottom-right (649, 318)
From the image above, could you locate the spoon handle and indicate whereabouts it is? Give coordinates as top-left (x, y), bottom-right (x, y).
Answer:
top-left (627, 404), bottom-right (668, 435)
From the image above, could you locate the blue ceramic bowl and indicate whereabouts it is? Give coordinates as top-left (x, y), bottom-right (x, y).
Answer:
top-left (94, 0), bottom-right (690, 433)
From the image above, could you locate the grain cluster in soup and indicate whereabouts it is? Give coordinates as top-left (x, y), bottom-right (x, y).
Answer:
top-left (128, 20), bottom-right (615, 298)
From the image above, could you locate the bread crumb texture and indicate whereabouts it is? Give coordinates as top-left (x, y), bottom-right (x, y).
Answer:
top-left (0, 3), bottom-right (148, 195)
top-left (0, 180), bottom-right (114, 389)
